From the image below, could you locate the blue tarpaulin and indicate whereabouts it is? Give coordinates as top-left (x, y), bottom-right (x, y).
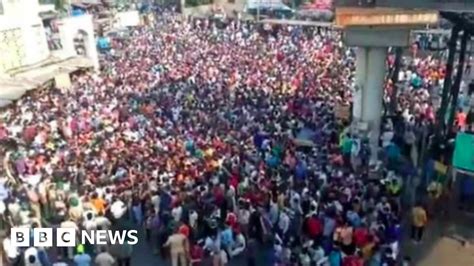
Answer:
top-left (71, 9), bottom-right (85, 16)
top-left (97, 37), bottom-right (110, 49)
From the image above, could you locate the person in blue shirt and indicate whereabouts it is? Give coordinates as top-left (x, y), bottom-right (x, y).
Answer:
top-left (266, 155), bottom-right (279, 168)
top-left (328, 245), bottom-right (342, 266)
top-left (74, 245), bottom-right (91, 266)
top-left (295, 160), bottom-right (307, 181)
top-left (253, 132), bottom-right (265, 150)
top-left (460, 174), bottom-right (474, 210)
top-left (346, 209), bottom-right (361, 228)
top-left (220, 226), bottom-right (234, 249)
top-left (185, 139), bottom-right (195, 154)
top-left (38, 248), bottom-right (52, 266)
top-left (386, 142), bottom-right (401, 161)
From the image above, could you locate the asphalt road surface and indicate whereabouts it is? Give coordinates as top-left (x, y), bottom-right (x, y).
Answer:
top-left (131, 229), bottom-right (272, 266)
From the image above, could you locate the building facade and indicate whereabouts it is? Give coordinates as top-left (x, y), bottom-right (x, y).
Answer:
top-left (0, 0), bottom-right (100, 76)
top-left (0, 0), bottom-right (50, 74)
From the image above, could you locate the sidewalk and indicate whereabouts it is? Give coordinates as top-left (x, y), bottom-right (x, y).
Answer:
top-left (402, 205), bottom-right (474, 265)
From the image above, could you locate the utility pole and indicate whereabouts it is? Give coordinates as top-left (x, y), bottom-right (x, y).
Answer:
top-left (447, 30), bottom-right (470, 134)
top-left (389, 47), bottom-right (403, 114)
top-left (436, 25), bottom-right (460, 139)
top-left (256, 0), bottom-right (260, 21)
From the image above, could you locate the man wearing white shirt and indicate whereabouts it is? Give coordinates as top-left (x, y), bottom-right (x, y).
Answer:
top-left (3, 234), bottom-right (20, 266)
top-left (151, 191), bottom-right (160, 214)
top-left (95, 247), bottom-right (115, 266)
top-left (278, 211), bottom-right (290, 237)
top-left (95, 215), bottom-right (112, 230)
top-left (189, 210), bottom-right (198, 229)
top-left (110, 199), bottom-right (127, 220)
top-left (24, 247), bottom-right (41, 266)
top-left (229, 232), bottom-right (246, 257)
top-left (83, 211), bottom-right (97, 232)
top-left (172, 205), bottom-right (183, 223)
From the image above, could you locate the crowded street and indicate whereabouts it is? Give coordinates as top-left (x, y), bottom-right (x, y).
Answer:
top-left (0, 8), bottom-right (472, 266)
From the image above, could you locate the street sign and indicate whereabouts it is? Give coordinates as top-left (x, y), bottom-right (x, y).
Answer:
top-left (453, 132), bottom-right (474, 172)
top-left (335, 0), bottom-right (474, 12)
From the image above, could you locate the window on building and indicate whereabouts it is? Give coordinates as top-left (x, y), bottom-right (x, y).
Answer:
top-left (228, 0), bottom-right (235, 3)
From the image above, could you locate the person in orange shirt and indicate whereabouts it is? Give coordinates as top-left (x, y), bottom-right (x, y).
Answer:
top-left (90, 192), bottom-right (106, 215)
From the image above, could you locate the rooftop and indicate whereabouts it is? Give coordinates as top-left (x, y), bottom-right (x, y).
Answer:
top-left (0, 56), bottom-right (93, 107)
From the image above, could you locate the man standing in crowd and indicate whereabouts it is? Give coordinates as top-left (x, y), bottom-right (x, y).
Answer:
top-left (164, 228), bottom-right (189, 266)
top-left (411, 202), bottom-right (428, 243)
top-left (73, 245), bottom-right (91, 266)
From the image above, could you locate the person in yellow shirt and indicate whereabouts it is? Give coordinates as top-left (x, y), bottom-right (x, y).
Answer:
top-left (411, 203), bottom-right (427, 243)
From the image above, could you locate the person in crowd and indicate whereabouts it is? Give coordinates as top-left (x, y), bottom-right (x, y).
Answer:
top-left (94, 247), bottom-right (115, 266)
top-left (411, 202), bottom-right (428, 243)
top-left (3, 230), bottom-right (21, 266)
top-left (164, 227), bottom-right (189, 266)
top-left (73, 244), bottom-right (91, 266)
top-left (109, 241), bottom-right (133, 266)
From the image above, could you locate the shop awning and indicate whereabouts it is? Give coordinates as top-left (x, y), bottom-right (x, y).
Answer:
top-left (0, 56), bottom-right (93, 106)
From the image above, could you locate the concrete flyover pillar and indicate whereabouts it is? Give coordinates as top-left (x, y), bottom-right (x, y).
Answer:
top-left (335, 6), bottom-right (440, 164)
top-left (364, 47), bottom-right (387, 163)
top-left (353, 47), bottom-right (367, 121)
top-left (344, 28), bottom-right (409, 163)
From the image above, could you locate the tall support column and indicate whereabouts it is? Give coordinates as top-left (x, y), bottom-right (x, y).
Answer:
top-left (448, 31), bottom-right (470, 133)
top-left (363, 47), bottom-right (387, 163)
top-left (389, 47), bottom-right (403, 114)
top-left (353, 47), bottom-right (367, 120)
top-left (436, 26), bottom-right (460, 137)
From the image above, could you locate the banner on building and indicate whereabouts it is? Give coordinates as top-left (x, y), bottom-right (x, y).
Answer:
top-left (453, 132), bottom-right (474, 172)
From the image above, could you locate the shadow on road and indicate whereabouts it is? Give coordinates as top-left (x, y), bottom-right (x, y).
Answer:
top-left (402, 204), bottom-right (474, 266)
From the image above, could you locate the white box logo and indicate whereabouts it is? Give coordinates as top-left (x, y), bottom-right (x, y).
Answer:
top-left (10, 228), bottom-right (138, 247)
top-left (33, 228), bottom-right (53, 247)
top-left (11, 227), bottom-right (30, 247)
top-left (57, 228), bottom-right (76, 247)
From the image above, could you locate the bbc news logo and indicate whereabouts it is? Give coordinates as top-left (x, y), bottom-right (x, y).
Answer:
top-left (11, 228), bottom-right (138, 247)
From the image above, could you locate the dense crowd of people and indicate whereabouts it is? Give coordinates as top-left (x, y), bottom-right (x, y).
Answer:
top-left (0, 10), bottom-right (465, 266)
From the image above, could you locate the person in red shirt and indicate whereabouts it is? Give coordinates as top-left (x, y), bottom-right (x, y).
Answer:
top-left (226, 212), bottom-right (237, 227)
top-left (456, 109), bottom-right (467, 130)
top-left (342, 252), bottom-right (364, 266)
top-left (229, 173), bottom-right (239, 190)
top-left (178, 223), bottom-right (190, 238)
top-left (190, 243), bottom-right (204, 266)
top-left (353, 226), bottom-right (369, 248)
top-left (305, 215), bottom-right (323, 241)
